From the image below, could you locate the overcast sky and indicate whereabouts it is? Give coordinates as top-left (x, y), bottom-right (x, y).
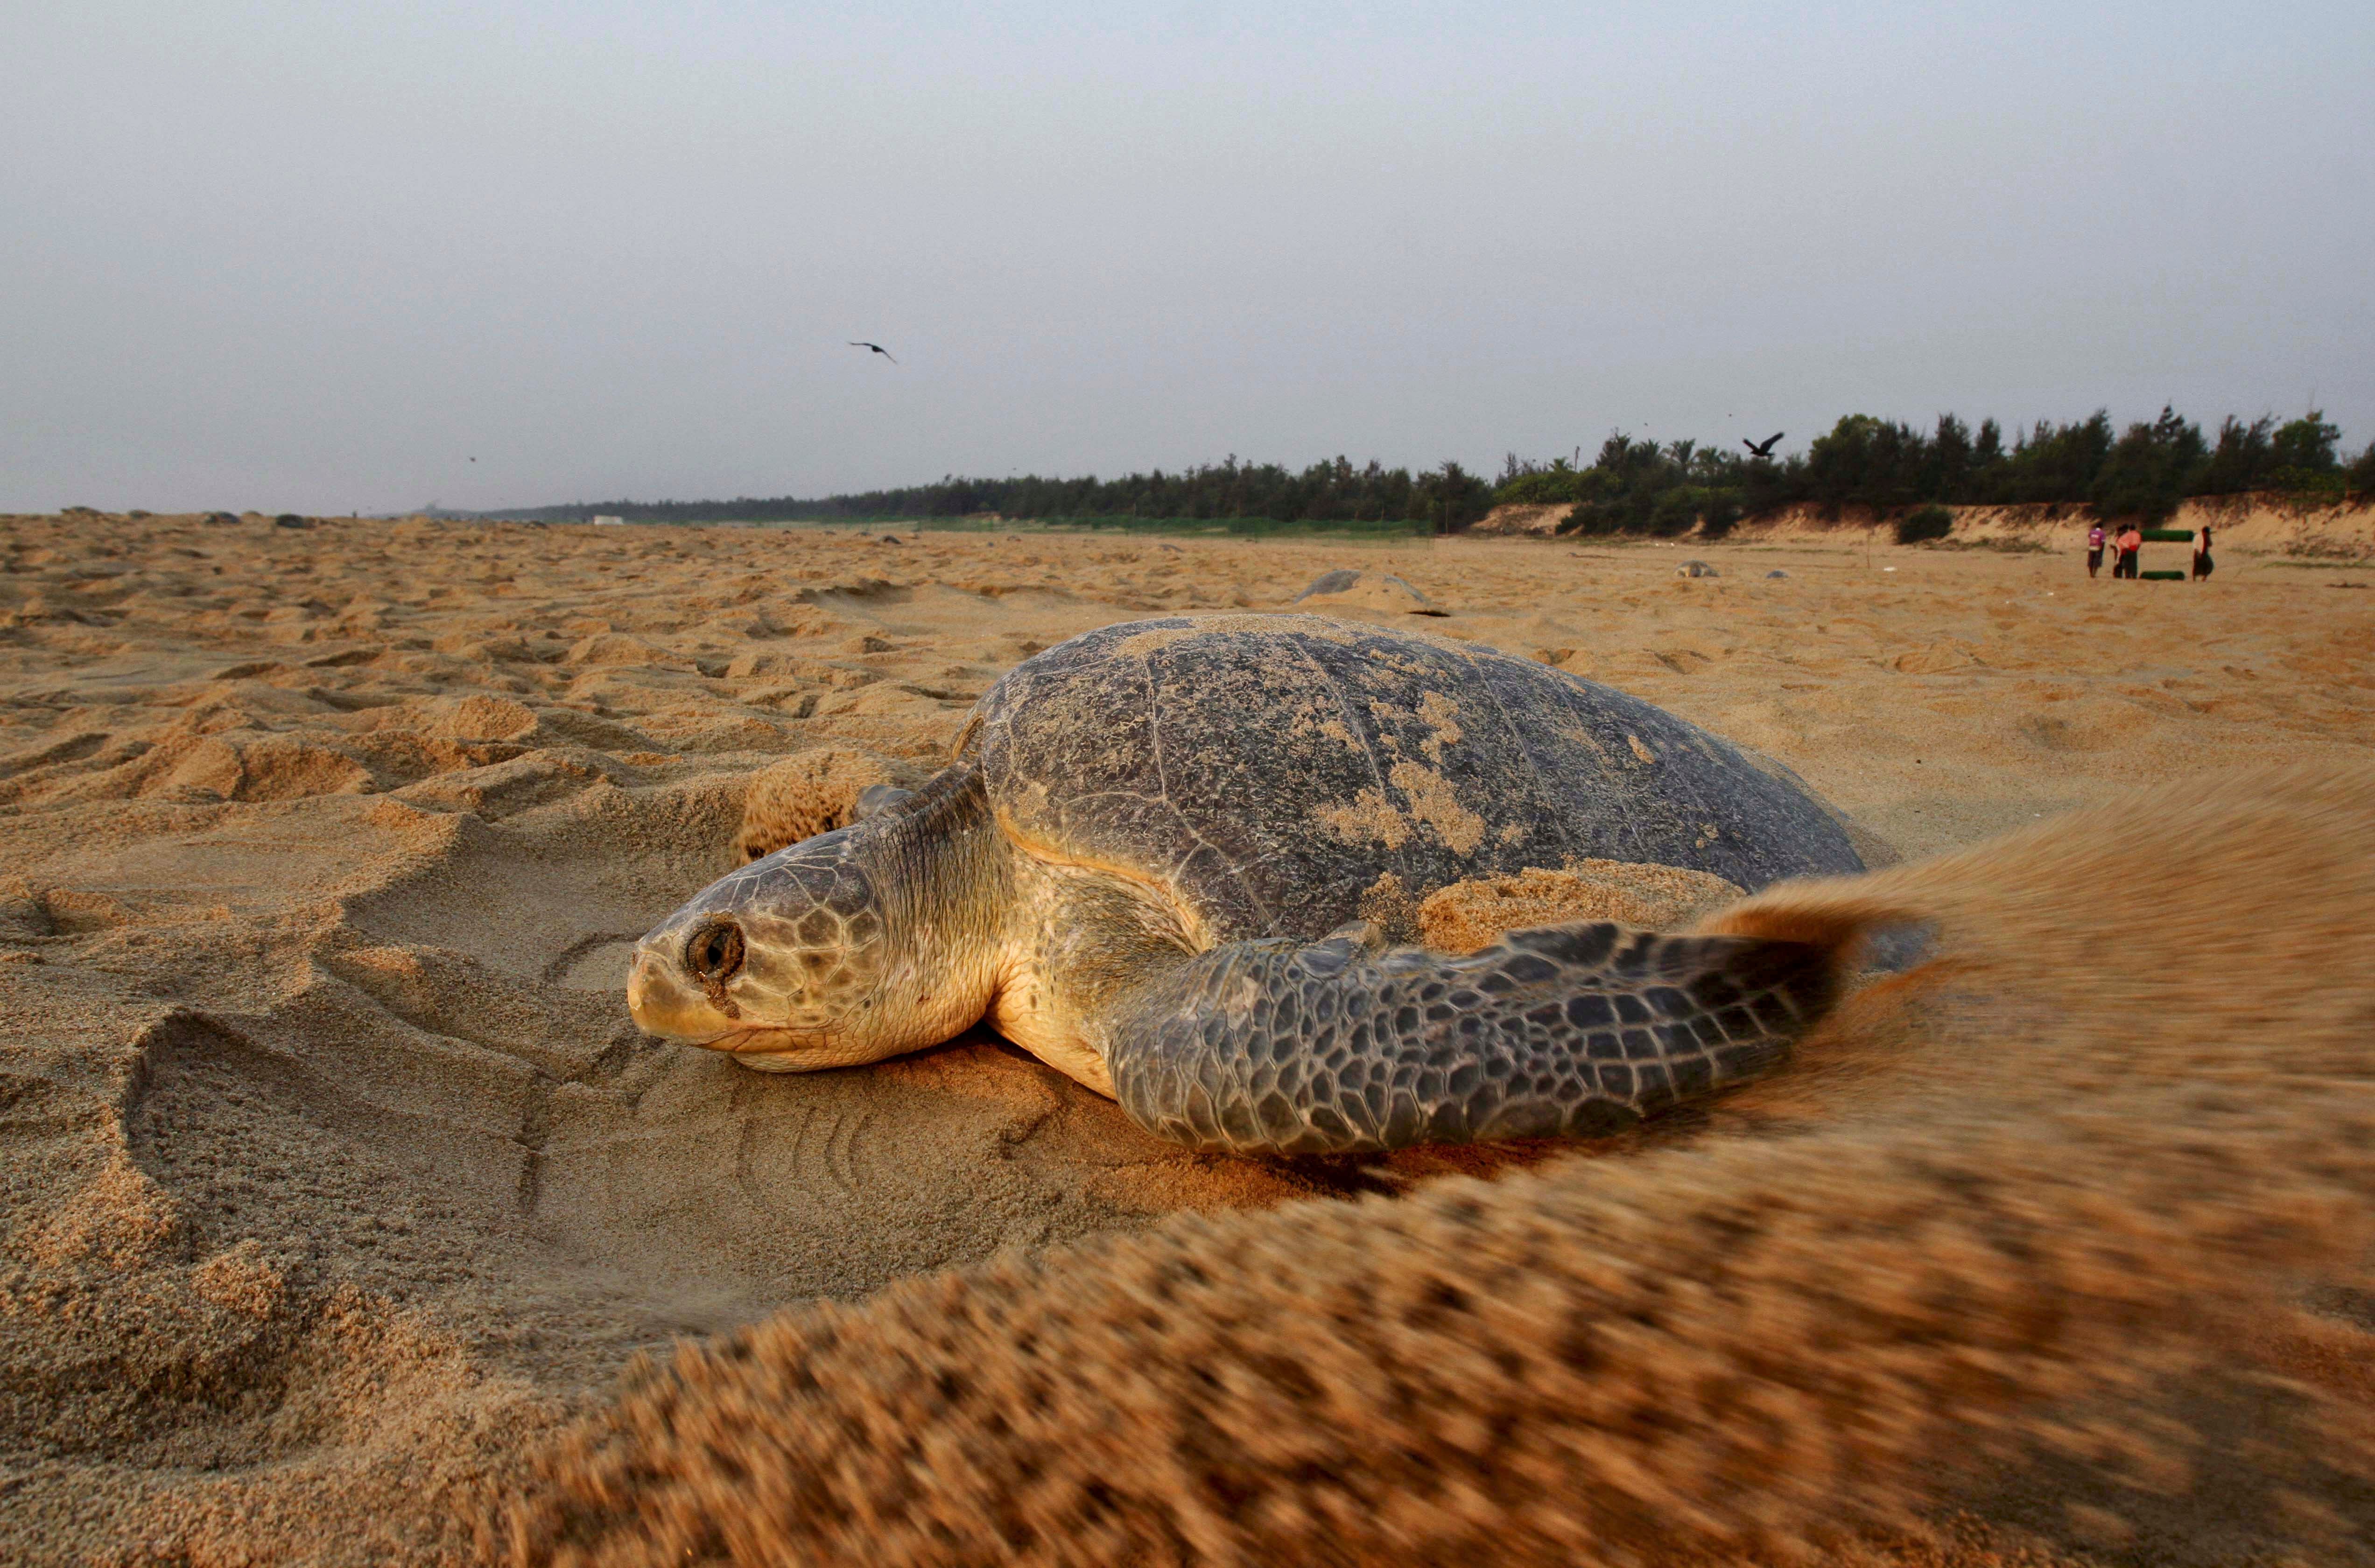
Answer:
top-left (6, 1), bottom-right (2370, 514)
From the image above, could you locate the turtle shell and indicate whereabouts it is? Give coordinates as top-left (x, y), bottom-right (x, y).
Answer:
top-left (967, 615), bottom-right (1863, 943)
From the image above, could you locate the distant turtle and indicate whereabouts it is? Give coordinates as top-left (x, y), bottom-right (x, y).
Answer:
top-left (1292, 568), bottom-right (1447, 616)
top-left (629, 616), bottom-right (1866, 1153)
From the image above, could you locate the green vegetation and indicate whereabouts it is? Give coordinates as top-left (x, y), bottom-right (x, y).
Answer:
top-left (519, 456), bottom-right (1492, 534)
top-left (509, 406), bottom-right (2372, 539)
top-left (1492, 407), bottom-right (2374, 537)
top-left (1896, 504), bottom-right (1954, 545)
top-left (1542, 435), bottom-right (1746, 540)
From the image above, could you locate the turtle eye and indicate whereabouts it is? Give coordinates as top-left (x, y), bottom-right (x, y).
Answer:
top-left (684, 918), bottom-right (746, 985)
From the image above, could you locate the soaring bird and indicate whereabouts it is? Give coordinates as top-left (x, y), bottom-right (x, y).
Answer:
top-left (1742, 432), bottom-right (1784, 458)
top-left (849, 341), bottom-right (899, 364)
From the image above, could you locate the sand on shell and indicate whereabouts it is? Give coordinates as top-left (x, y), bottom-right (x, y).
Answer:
top-left (0, 511), bottom-right (2371, 1564)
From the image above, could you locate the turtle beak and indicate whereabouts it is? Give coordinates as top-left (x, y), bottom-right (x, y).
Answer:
top-left (626, 945), bottom-right (730, 1043)
top-left (625, 946), bottom-right (842, 1062)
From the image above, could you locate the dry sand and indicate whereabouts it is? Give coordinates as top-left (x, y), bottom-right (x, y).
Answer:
top-left (1473, 494), bottom-right (2375, 561)
top-left (0, 512), bottom-right (2370, 1564)
top-left (495, 764), bottom-right (2375, 1568)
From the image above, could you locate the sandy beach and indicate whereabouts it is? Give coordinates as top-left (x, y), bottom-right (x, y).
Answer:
top-left (4, 511), bottom-right (2372, 1564)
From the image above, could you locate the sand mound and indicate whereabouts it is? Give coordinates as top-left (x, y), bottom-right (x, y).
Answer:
top-left (1474, 495), bottom-right (2375, 558)
top-left (1468, 502), bottom-right (1572, 537)
top-left (1417, 861), bottom-right (1743, 954)
top-left (486, 764), bottom-right (2375, 1567)
top-left (734, 747), bottom-right (931, 863)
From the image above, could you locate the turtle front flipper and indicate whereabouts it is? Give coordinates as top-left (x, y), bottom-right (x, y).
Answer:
top-left (1103, 923), bottom-right (1841, 1154)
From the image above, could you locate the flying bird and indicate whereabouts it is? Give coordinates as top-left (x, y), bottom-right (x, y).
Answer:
top-left (849, 341), bottom-right (899, 364)
top-left (1743, 432), bottom-right (1784, 458)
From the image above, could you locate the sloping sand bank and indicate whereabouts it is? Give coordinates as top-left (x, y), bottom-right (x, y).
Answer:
top-left (488, 763), bottom-right (2375, 1567)
top-left (1, 513), bottom-right (2371, 1563)
top-left (1476, 494), bottom-right (2375, 559)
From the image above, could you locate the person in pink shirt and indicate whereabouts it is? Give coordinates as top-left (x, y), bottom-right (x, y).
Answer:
top-left (2086, 522), bottom-right (2106, 578)
top-left (2115, 524), bottom-right (2143, 578)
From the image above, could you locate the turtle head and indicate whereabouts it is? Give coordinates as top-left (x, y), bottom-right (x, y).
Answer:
top-left (627, 784), bottom-right (995, 1071)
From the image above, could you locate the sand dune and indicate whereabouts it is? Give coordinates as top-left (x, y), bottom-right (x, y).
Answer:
top-left (1474, 494), bottom-right (2375, 560)
top-left (1, 512), bottom-right (2370, 1563)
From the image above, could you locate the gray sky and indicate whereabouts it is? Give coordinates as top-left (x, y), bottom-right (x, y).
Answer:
top-left (6, 1), bottom-right (2370, 514)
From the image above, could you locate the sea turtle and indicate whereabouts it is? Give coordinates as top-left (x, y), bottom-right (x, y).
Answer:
top-left (627, 615), bottom-right (1867, 1154)
top-left (1292, 568), bottom-right (1448, 616)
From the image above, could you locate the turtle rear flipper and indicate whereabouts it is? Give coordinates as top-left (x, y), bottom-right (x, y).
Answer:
top-left (1105, 923), bottom-right (1841, 1155)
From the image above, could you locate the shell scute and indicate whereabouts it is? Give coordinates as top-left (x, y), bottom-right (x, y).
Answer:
top-left (968, 616), bottom-right (1862, 943)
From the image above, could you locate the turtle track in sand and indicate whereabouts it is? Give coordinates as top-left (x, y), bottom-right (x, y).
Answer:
top-left (0, 516), bottom-right (1347, 1563)
top-left (6, 745), bottom-right (1329, 1562)
top-left (5, 514), bottom-right (2375, 1564)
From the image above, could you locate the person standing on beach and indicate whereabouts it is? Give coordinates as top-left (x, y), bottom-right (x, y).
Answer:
top-left (2115, 523), bottom-right (2143, 579)
top-left (2087, 521), bottom-right (2106, 579)
top-left (2192, 522), bottom-right (2215, 581)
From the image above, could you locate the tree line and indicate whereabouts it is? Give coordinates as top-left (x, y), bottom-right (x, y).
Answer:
top-left (512, 406), bottom-right (2369, 537)
top-left (1496, 408), bottom-right (2375, 537)
top-left (517, 456), bottom-right (1495, 532)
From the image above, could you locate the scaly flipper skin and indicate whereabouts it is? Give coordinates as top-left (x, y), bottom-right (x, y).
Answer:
top-left (1105, 922), bottom-right (1835, 1154)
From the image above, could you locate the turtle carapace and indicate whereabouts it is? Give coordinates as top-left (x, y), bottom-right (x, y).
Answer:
top-left (627, 616), bottom-right (1867, 1154)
